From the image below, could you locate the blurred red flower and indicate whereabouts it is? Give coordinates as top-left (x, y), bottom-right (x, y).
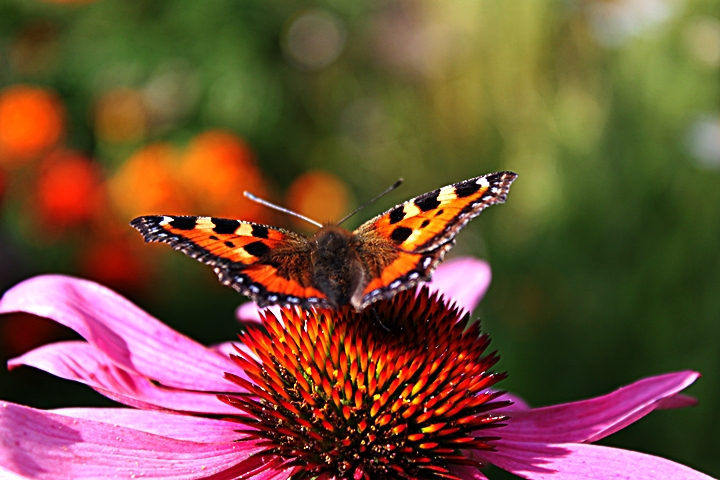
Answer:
top-left (35, 149), bottom-right (104, 230)
top-left (78, 238), bottom-right (148, 295)
top-left (0, 85), bottom-right (64, 167)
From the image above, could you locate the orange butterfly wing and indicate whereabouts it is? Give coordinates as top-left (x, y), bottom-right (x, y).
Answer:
top-left (354, 171), bottom-right (517, 308)
top-left (130, 215), bottom-right (330, 308)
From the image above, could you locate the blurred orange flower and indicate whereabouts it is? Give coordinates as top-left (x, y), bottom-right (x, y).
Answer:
top-left (108, 142), bottom-right (187, 220)
top-left (94, 87), bottom-right (147, 143)
top-left (110, 130), bottom-right (271, 224)
top-left (285, 170), bottom-right (350, 226)
top-left (35, 149), bottom-right (104, 230)
top-left (0, 85), bottom-right (64, 167)
top-left (178, 130), bottom-right (268, 221)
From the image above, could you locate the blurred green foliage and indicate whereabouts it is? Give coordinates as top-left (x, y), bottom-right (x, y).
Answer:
top-left (0, 0), bottom-right (718, 477)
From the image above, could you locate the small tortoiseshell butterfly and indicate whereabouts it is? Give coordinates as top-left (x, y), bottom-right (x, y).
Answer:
top-left (131, 171), bottom-right (517, 311)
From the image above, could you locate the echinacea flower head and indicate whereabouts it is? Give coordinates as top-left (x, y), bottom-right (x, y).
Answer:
top-left (222, 288), bottom-right (508, 479)
top-left (0, 257), bottom-right (714, 479)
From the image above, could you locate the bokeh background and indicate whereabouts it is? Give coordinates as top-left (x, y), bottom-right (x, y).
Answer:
top-left (0, 0), bottom-right (718, 477)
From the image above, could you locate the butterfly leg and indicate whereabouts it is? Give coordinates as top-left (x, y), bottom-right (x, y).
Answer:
top-left (369, 305), bottom-right (391, 332)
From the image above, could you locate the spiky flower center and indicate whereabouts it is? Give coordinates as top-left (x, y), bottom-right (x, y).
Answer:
top-left (220, 288), bottom-right (508, 479)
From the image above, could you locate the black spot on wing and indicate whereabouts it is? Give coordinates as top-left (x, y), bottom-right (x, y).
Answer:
top-left (212, 218), bottom-right (240, 234)
top-left (244, 241), bottom-right (270, 257)
top-left (170, 217), bottom-right (197, 230)
top-left (414, 190), bottom-right (441, 211)
top-left (420, 219), bottom-right (430, 228)
top-left (210, 235), bottom-right (219, 241)
top-left (454, 180), bottom-right (481, 198)
top-left (435, 209), bottom-right (444, 217)
top-left (390, 226), bottom-right (413, 244)
top-left (224, 241), bottom-right (235, 248)
top-left (389, 207), bottom-right (405, 225)
top-left (251, 224), bottom-right (269, 239)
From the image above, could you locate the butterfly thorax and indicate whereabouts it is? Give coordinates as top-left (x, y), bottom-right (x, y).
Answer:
top-left (311, 225), bottom-right (365, 310)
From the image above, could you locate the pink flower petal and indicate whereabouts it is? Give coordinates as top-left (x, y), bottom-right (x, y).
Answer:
top-left (657, 393), bottom-right (698, 410)
top-left (0, 401), bottom-right (264, 480)
top-left (10, 341), bottom-right (241, 414)
top-left (236, 302), bottom-right (283, 325)
top-left (425, 257), bottom-right (491, 314)
top-left (497, 391), bottom-right (530, 411)
top-left (480, 441), bottom-right (714, 480)
top-left (51, 408), bottom-right (245, 443)
top-left (498, 371), bottom-right (699, 444)
top-left (203, 455), bottom-right (295, 480)
top-left (211, 341), bottom-right (260, 362)
top-left (0, 275), bottom-right (244, 392)
top-left (448, 465), bottom-right (490, 479)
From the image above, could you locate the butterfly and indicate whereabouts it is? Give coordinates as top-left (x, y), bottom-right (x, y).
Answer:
top-left (130, 171), bottom-right (517, 311)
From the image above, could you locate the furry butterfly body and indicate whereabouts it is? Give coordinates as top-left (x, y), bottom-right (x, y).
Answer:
top-left (131, 171), bottom-right (517, 310)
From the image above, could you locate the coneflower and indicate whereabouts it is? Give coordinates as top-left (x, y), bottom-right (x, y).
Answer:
top-left (0, 259), bottom-right (712, 479)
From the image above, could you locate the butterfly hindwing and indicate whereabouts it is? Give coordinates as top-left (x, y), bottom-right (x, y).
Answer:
top-left (130, 215), bottom-right (330, 308)
top-left (353, 237), bottom-right (452, 309)
top-left (353, 171), bottom-right (518, 308)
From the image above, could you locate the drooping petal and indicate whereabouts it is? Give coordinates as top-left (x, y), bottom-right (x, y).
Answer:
top-left (496, 391), bottom-right (530, 411)
top-left (425, 257), bottom-right (491, 314)
top-left (9, 341), bottom-right (241, 414)
top-left (657, 393), bottom-right (698, 410)
top-left (497, 371), bottom-right (699, 444)
top-left (479, 441), bottom-right (714, 480)
top-left (0, 401), bottom-right (265, 480)
top-left (0, 275), bottom-right (245, 392)
top-left (52, 408), bottom-right (246, 443)
top-left (448, 465), bottom-right (490, 479)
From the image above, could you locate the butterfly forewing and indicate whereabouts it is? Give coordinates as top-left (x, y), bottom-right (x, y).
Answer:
top-left (353, 171), bottom-right (518, 308)
top-left (360, 171), bottom-right (518, 254)
top-left (130, 215), bottom-right (330, 308)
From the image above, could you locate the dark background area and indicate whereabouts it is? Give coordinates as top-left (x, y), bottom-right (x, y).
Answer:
top-left (0, 0), bottom-right (718, 477)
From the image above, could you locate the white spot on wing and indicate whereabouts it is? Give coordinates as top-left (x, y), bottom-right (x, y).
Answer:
top-left (160, 216), bottom-right (174, 225)
top-left (437, 185), bottom-right (457, 202)
top-left (403, 203), bottom-right (422, 218)
top-left (404, 228), bottom-right (424, 245)
top-left (236, 223), bottom-right (254, 236)
top-left (196, 217), bottom-right (215, 228)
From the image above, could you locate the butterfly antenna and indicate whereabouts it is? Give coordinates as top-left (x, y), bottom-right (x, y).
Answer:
top-left (244, 191), bottom-right (323, 228)
top-left (337, 178), bottom-right (403, 226)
